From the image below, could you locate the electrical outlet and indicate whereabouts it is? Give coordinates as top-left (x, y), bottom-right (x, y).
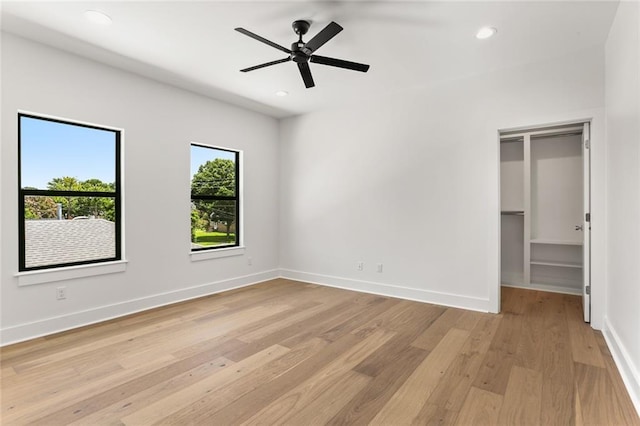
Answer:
top-left (56, 286), bottom-right (67, 300)
top-left (357, 261), bottom-right (364, 271)
top-left (377, 263), bottom-right (383, 273)
top-left (247, 256), bottom-right (253, 266)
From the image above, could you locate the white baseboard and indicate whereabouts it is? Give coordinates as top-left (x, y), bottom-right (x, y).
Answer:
top-left (0, 269), bottom-right (279, 346)
top-left (603, 316), bottom-right (640, 417)
top-left (279, 269), bottom-right (490, 312)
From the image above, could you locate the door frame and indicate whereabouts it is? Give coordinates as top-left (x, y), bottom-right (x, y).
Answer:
top-left (496, 118), bottom-right (594, 320)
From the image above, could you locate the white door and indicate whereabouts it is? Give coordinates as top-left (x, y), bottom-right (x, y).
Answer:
top-left (582, 122), bottom-right (591, 322)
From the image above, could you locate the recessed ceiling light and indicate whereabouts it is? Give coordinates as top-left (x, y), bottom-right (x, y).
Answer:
top-left (84, 10), bottom-right (112, 26)
top-left (476, 26), bottom-right (497, 40)
top-left (275, 90), bottom-right (289, 97)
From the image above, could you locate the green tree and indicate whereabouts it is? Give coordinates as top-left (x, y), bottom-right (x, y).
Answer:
top-left (191, 159), bottom-right (236, 242)
top-left (46, 177), bottom-right (115, 220)
top-left (24, 196), bottom-right (57, 219)
top-left (77, 179), bottom-right (115, 221)
top-left (47, 176), bottom-right (81, 218)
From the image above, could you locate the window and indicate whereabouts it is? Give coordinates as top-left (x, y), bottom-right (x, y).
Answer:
top-left (190, 144), bottom-right (240, 251)
top-left (18, 113), bottom-right (122, 271)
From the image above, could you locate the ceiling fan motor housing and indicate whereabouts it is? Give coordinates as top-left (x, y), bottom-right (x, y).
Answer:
top-left (291, 42), bottom-right (309, 63)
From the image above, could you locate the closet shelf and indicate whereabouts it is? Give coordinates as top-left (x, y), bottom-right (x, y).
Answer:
top-left (530, 239), bottom-right (582, 246)
top-left (530, 260), bottom-right (582, 269)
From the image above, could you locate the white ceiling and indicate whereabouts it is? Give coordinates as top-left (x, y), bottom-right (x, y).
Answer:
top-left (1, 1), bottom-right (619, 118)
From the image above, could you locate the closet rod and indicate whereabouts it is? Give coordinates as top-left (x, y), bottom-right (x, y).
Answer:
top-left (501, 211), bottom-right (524, 215)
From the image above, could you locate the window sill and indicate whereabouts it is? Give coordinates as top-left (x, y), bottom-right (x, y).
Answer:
top-left (15, 260), bottom-right (128, 286)
top-left (190, 246), bottom-right (245, 262)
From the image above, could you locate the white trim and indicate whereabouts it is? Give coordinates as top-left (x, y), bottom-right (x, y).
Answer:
top-left (189, 142), bottom-right (244, 248)
top-left (603, 317), bottom-right (640, 417)
top-left (498, 118), bottom-right (592, 135)
top-left (15, 260), bottom-right (128, 286)
top-left (1, 269), bottom-right (279, 346)
top-left (17, 109), bottom-right (124, 133)
top-left (279, 269), bottom-right (490, 312)
top-left (190, 246), bottom-right (245, 261)
top-left (496, 115), bottom-right (604, 328)
top-left (17, 110), bottom-right (127, 279)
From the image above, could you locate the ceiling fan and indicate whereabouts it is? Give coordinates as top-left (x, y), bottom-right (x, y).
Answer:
top-left (235, 20), bottom-right (370, 89)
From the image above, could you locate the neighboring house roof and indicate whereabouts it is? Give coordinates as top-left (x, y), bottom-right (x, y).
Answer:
top-left (25, 219), bottom-right (115, 268)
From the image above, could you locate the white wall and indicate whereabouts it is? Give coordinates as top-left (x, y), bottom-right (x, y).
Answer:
top-left (0, 34), bottom-right (280, 344)
top-left (604, 0), bottom-right (640, 413)
top-left (279, 47), bottom-right (606, 317)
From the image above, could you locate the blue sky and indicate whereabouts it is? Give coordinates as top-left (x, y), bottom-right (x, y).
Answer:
top-left (190, 144), bottom-right (235, 180)
top-left (20, 116), bottom-right (116, 189)
top-left (20, 116), bottom-right (235, 188)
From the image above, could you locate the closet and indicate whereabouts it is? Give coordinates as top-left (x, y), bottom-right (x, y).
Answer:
top-left (500, 122), bottom-right (591, 321)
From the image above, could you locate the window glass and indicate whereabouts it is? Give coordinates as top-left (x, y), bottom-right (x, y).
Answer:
top-left (20, 116), bottom-right (116, 191)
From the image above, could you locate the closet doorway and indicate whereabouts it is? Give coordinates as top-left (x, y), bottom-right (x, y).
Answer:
top-left (499, 122), bottom-right (591, 322)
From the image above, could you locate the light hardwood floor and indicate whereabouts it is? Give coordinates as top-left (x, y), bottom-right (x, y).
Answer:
top-left (1, 279), bottom-right (638, 425)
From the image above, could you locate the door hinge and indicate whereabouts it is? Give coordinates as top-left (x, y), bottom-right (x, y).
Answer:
top-left (586, 213), bottom-right (591, 222)
top-left (584, 139), bottom-right (590, 149)
top-left (586, 285), bottom-right (591, 295)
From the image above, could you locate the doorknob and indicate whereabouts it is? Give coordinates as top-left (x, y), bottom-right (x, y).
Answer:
top-left (575, 225), bottom-right (584, 231)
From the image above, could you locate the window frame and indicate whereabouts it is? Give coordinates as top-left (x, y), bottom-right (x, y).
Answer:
top-left (17, 112), bottom-right (122, 272)
top-left (190, 143), bottom-right (241, 252)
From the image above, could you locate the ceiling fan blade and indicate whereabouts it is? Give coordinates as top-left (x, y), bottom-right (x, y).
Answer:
top-left (310, 55), bottom-right (370, 72)
top-left (297, 62), bottom-right (315, 88)
top-left (240, 57), bottom-right (291, 72)
top-left (235, 27), bottom-right (292, 54)
top-left (303, 21), bottom-right (343, 54)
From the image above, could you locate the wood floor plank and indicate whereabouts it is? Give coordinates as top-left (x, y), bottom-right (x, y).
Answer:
top-left (23, 338), bottom-right (244, 425)
top-left (243, 370), bottom-right (370, 426)
top-left (241, 328), bottom-right (395, 425)
top-left (515, 290), bottom-right (546, 371)
top-left (593, 332), bottom-right (640, 425)
top-left (120, 345), bottom-right (290, 425)
top-left (501, 286), bottom-right (530, 314)
top-left (564, 295), bottom-right (605, 368)
top-left (411, 402), bottom-right (458, 425)
top-left (426, 314), bottom-right (500, 412)
top-left (370, 328), bottom-right (470, 424)
top-left (223, 296), bottom-right (364, 361)
top-left (238, 300), bottom-right (334, 343)
top-left (575, 361), bottom-right (640, 426)
top-left (2, 281), bottom-right (638, 426)
top-left (279, 293), bottom-right (385, 348)
top-left (472, 309), bottom-right (524, 395)
top-left (353, 303), bottom-right (444, 378)
top-left (318, 296), bottom-right (398, 343)
top-left (575, 382), bottom-right (586, 426)
top-left (200, 332), bottom-right (367, 425)
top-left (2, 354), bottom-right (179, 424)
top-left (329, 345), bottom-right (428, 425)
top-left (159, 338), bottom-right (329, 425)
top-left (455, 386), bottom-right (503, 426)
top-left (3, 353), bottom-right (180, 424)
top-left (410, 308), bottom-right (464, 351)
top-left (496, 365), bottom-right (543, 426)
top-left (539, 291), bottom-right (576, 426)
